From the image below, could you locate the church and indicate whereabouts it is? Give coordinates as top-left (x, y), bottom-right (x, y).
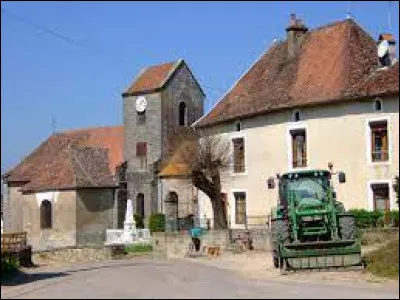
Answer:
top-left (2, 59), bottom-right (205, 250)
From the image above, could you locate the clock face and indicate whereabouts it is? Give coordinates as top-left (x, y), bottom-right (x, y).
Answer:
top-left (136, 96), bottom-right (147, 113)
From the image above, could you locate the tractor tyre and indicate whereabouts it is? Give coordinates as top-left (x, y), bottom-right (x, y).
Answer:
top-left (339, 215), bottom-right (356, 240)
top-left (271, 219), bottom-right (291, 269)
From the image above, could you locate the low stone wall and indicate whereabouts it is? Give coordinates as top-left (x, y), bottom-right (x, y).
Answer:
top-left (32, 246), bottom-right (115, 263)
top-left (359, 228), bottom-right (399, 246)
top-left (152, 229), bottom-right (272, 259)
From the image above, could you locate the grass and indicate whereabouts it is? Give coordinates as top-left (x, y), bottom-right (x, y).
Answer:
top-left (124, 243), bottom-right (153, 254)
top-left (365, 238), bottom-right (399, 279)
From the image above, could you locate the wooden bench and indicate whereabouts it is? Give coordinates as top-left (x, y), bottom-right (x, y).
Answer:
top-left (1, 232), bottom-right (33, 267)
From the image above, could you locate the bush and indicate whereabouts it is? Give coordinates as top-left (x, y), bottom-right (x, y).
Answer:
top-left (347, 209), bottom-right (384, 228)
top-left (1, 257), bottom-right (19, 275)
top-left (149, 213), bottom-right (166, 233)
top-left (133, 214), bottom-right (144, 229)
top-left (385, 210), bottom-right (399, 227)
top-left (394, 176), bottom-right (399, 207)
top-left (124, 243), bottom-right (153, 253)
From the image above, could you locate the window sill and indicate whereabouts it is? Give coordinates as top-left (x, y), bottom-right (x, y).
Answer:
top-left (368, 161), bottom-right (391, 166)
top-left (231, 172), bottom-right (248, 177)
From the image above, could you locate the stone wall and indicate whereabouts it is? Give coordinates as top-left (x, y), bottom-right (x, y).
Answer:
top-left (161, 62), bottom-right (205, 158)
top-left (152, 229), bottom-right (272, 258)
top-left (76, 188), bottom-right (114, 247)
top-left (32, 246), bottom-right (113, 262)
top-left (4, 183), bottom-right (26, 232)
top-left (23, 190), bottom-right (77, 251)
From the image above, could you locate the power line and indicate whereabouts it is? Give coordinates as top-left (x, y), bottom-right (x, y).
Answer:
top-left (1, 7), bottom-right (129, 65)
top-left (0, 8), bottom-right (259, 100)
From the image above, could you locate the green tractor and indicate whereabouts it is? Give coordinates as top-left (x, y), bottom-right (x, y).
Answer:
top-left (267, 166), bottom-right (362, 271)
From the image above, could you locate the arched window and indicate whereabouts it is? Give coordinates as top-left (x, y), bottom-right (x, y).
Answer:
top-left (40, 200), bottom-right (52, 229)
top-left (136, 193), bottom-right (145, 220)
top-left (293, 110), bottom-right (301, 122)
top-left (373, 98), bottom-right (383, 112)
top-left (178, 102), bottom-right (187, 126)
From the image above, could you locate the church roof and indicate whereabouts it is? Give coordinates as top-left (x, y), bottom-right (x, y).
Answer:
top-left (2, 126), bottom-right (124, 193)
top-left (122, 60), bottom-right (181, 96)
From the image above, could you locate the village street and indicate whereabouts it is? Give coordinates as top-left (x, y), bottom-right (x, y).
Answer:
top-left (1, 257), bottom-right (399, 299)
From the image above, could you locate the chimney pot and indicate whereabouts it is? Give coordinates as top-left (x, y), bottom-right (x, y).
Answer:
top-left (286, 14), bottom-right (308, 58)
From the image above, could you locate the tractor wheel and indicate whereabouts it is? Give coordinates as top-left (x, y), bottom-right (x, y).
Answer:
top-left (271, 219), bottom-right (291, 269)
top-left (339, 215), bottom-right (356, 240)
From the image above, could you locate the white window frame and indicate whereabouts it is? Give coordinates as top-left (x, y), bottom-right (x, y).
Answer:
top-left (230, 189), bottom-right (248, 229)
top-left (365, 116), bottom-right (391, 166)
top-left (372, 98), bottom-right (384, 112)
top-left (230, 133), bottom-right (247, 176)
top-left (287, 123), bottom-right (309, 171)
top-left (367, 179), bottom-right (395, 211)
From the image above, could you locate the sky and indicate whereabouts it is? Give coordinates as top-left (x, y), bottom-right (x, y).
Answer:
top-left (1, 1), bottom-right (399, 175)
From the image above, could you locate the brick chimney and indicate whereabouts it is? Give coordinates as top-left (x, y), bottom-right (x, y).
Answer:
top-left (286, 14), bottom-right (308, 57)
top-left (377, 33), bottom-right (397, 67)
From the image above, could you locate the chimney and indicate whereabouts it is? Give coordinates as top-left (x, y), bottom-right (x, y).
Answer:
top-left (286, 14), bottom-right (308, 57)
top-left (377, 33), bottom-right (397, 67)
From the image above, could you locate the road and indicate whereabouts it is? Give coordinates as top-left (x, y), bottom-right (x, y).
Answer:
top-left (1, 258), bottom-right (398, 299)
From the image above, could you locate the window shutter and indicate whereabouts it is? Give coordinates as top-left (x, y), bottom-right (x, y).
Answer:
top-left (292, 134), bottom-right (298, 167)
top-left (382, 130), bottom-right (388, 160)
top-left (371, 129), bottom-right (376, 161)
top-left (136, 142), bottom-right (147, 157)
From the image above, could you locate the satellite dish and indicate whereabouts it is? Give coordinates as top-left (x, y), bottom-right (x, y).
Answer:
top-left (378, 40), bottom-right (389, 58)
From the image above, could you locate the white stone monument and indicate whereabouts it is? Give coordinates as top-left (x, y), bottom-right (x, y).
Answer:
top-left (120, 199), bottom-right (137, 243)
top-left (105, 199), bottom-right (151, 246)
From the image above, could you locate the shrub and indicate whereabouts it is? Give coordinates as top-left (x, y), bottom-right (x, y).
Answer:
top-left (385, 210), bottom-right (399, 227)
top-left (394, 176), bottom-right (399, 207)
top-left (149, 213), bottom-right (166, 233)
top-left (347, 209), bottom-right (384, 228)
top-left (124, 243), bottom-right (153, 253)
top-left (1, 257), bottom-right (19, 275)
top-left (133, 214), bottom-right (144, 229)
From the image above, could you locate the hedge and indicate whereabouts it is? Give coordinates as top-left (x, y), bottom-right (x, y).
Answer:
top-left (149, 213), bottom-right (166, 233)
top-left (133, 214), bottom-right (144, 229)
top-left (347, 209), bottom-right (399, 228)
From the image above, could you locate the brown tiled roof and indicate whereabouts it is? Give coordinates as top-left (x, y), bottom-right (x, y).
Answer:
top-left (349, 62), bottom-right (399, 98)
top-left (3, 126), bottom-right (124, 192)
top-left (159, 140), bottom-right (196, 178)
top-left (195, 19), bottom-right (399, 128)
top-left (123, 60), bottom-right (180, 96)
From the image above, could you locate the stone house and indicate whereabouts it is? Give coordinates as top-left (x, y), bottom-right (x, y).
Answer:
top-left (194, 16), bottom-right (399, 229)
top-left (2, 126), bottom-right (124, 250)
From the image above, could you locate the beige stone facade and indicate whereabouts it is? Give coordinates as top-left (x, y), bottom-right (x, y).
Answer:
top-left (198, 97), bottom-right (399, 229)
top-left (4, 187), bottom-right (115, 251)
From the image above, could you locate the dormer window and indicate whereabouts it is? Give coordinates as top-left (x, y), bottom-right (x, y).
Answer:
top-left (234, 120), bottom-right (242, 132)
top-left (293, 110), bottom-right (301, 122)
top-left (373, 98), bottom-right (383, 112)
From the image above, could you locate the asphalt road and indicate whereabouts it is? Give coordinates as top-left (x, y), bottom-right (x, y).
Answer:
top-left (1, 258), bottom-right (398, 299)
